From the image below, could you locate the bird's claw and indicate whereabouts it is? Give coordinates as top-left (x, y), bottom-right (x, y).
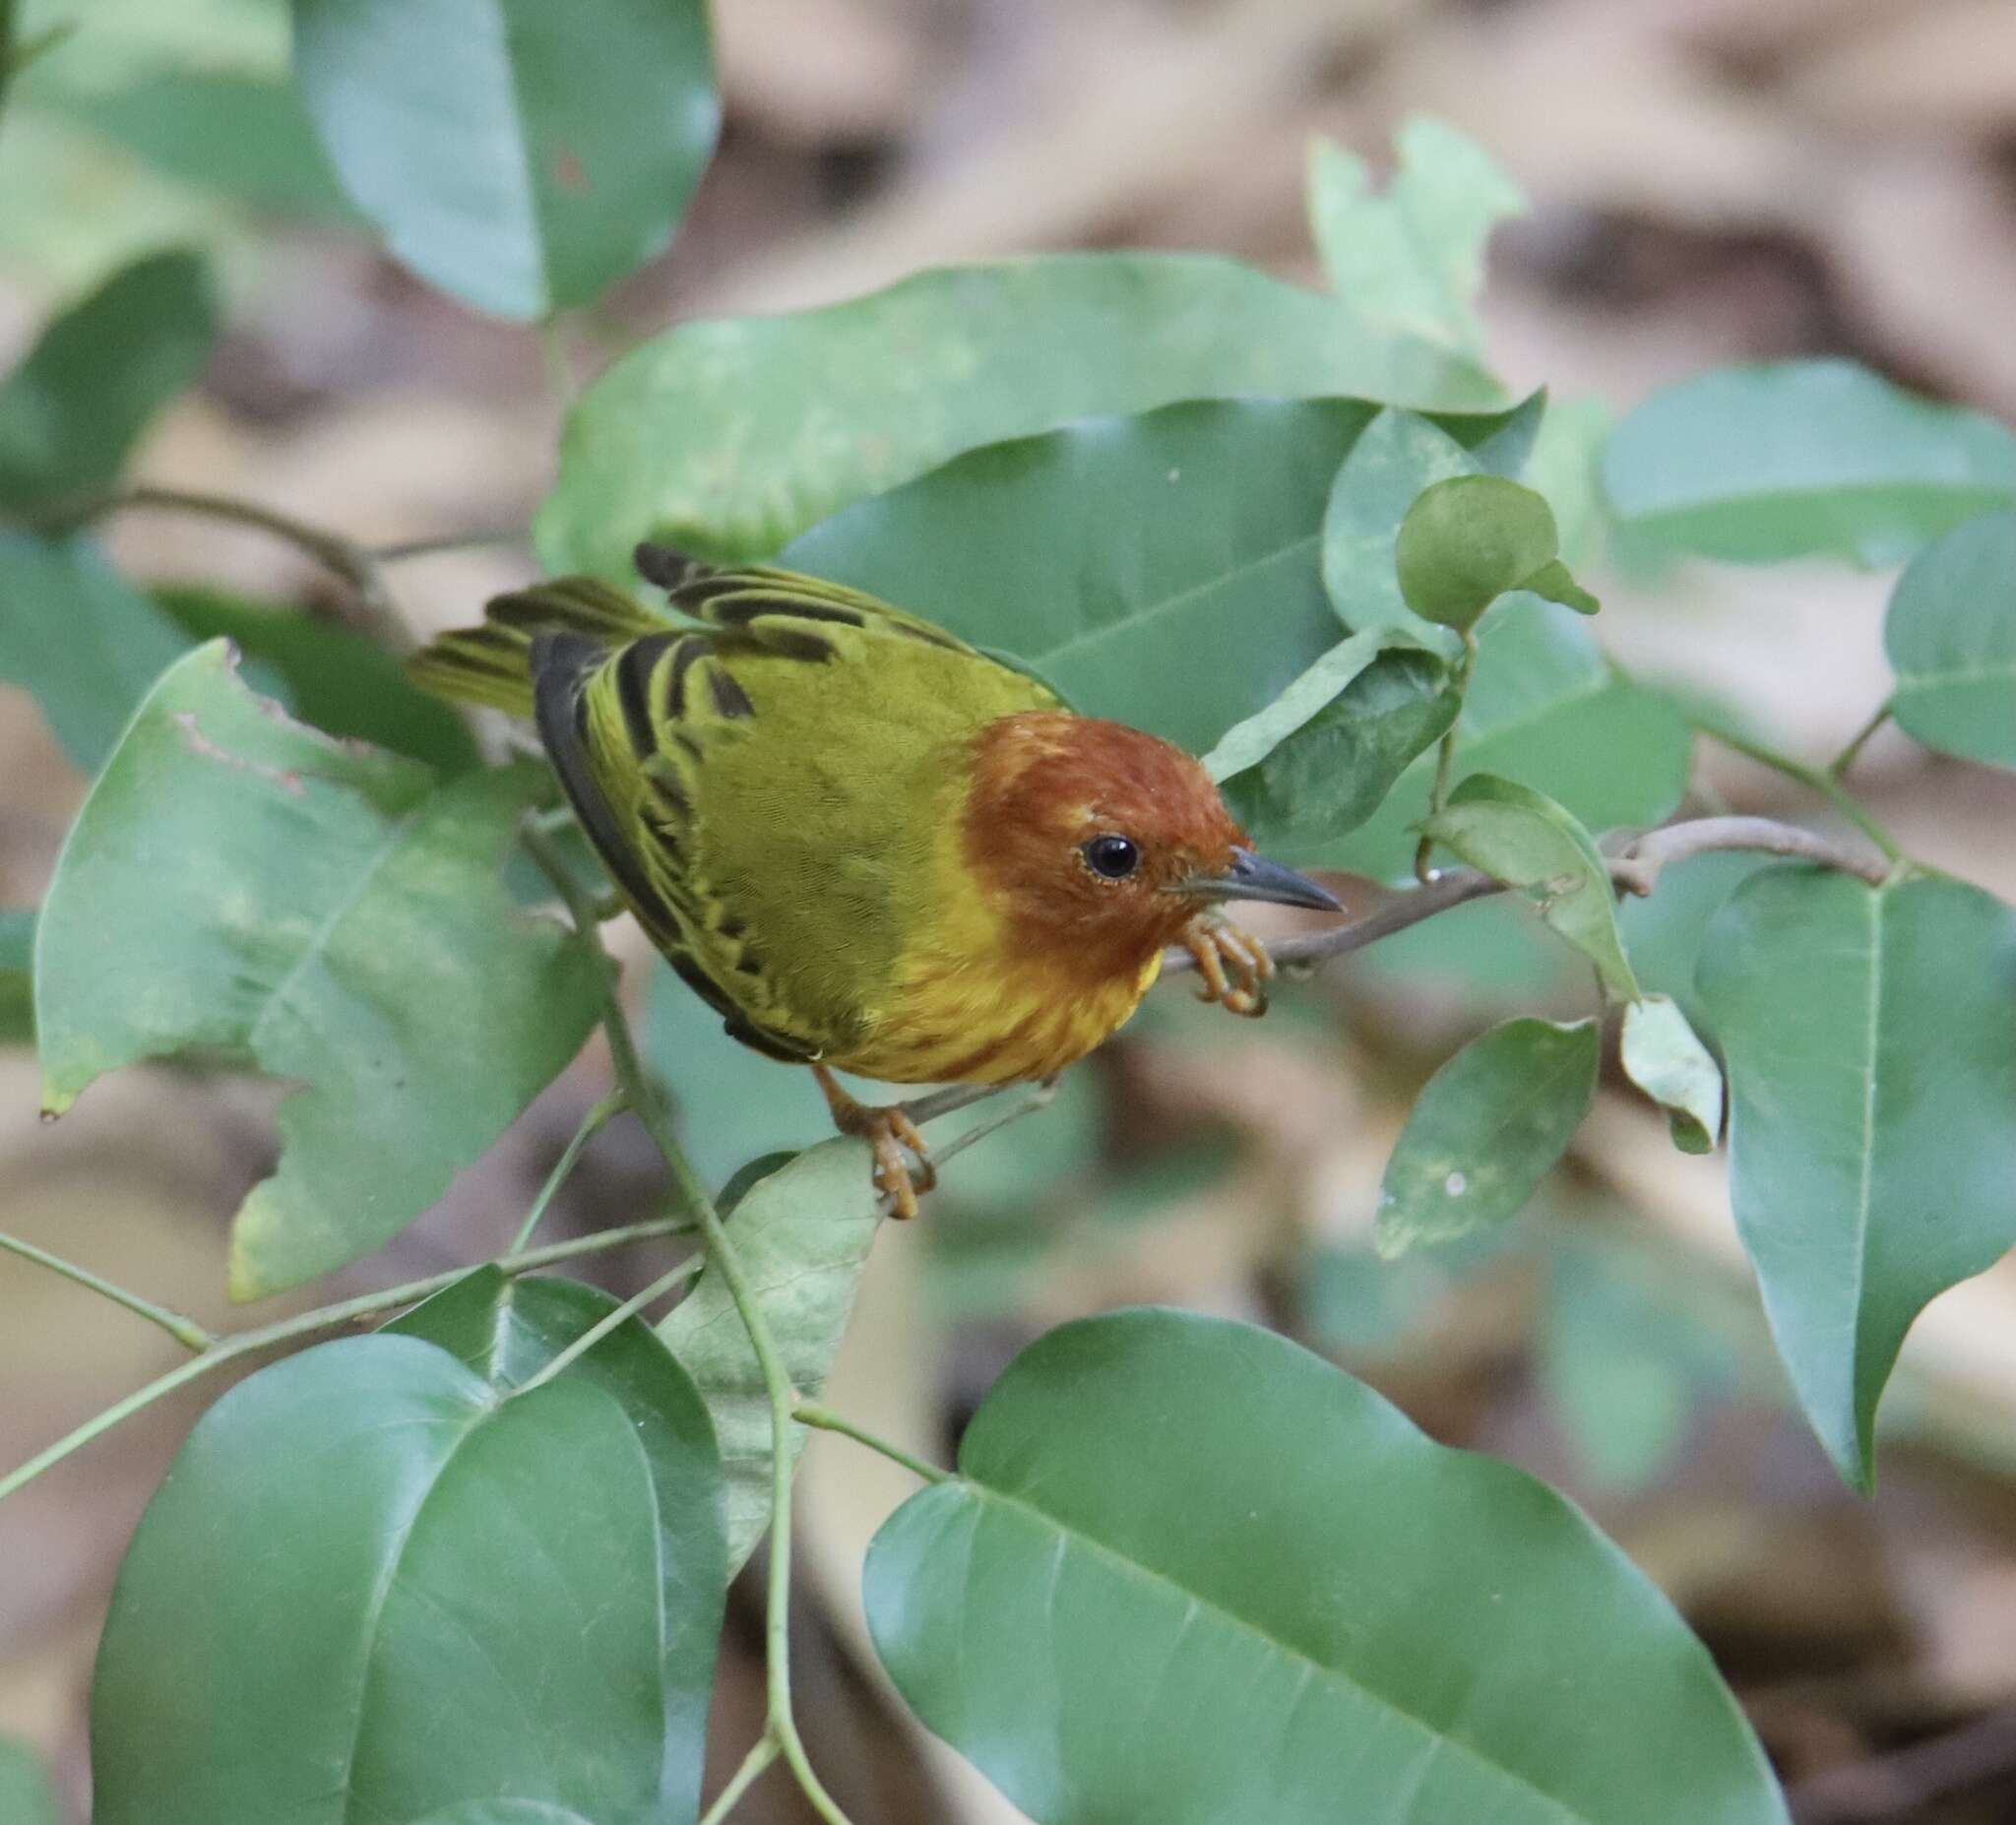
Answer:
top-left (1180, 915), bottom-right (1275, 1018)
top-left (813, 1064), bottom-right (937, 1219)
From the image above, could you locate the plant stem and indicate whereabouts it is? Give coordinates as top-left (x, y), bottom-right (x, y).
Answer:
top-left (1414, 628), bottom-right (1478, 884)
top-left (1162, 813), bottom-right (1893, 981)
top-left (0, 1230), bottom-right (214, 1352)
top-left (698, 1734), bottom-right (781, 1825)
top-left (539, 316), bottom-right (581, 418)
top-left (514, 1258), bottom-right (700, 1395)
top-left (510, 1091), bottom-right (626, 1252)
top-left (371, 527), bottom-right (527, 563)
top-left (793, 1402), bottom-right (950, 1484)
top-left (1699, 724), bottom-right (1906, 865)
top-left (1828, 702), bottom-right (1893, 782)
top-left (37, 485), bottom-right (410, 653)
top-left (525, 822), bottom-right (857, 1825)
top-left (0, 1213), bottom-right (696, 1504)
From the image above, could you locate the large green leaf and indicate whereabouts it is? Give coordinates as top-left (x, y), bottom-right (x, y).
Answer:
top-left (0, 1736), bottom-right (59, 1825)
top-left (290, 0), bottom-right (718, 319)
top-left (1376, 1016), bottom-right (1600, 1256)
top-left (0, 533), bottom-right (191, 773)
top-left (784, 397), bottom-right (1523, 756)
top-left (1420, 773), bottom-right (1639, 998)
top-left (658, 1138), bottom-right (882, 1573)
top-left (1700, 867), bottom-right (2016, 1489)
top-left (0, 248), bottom-right (216, 510)
top-left (1884, 508), bottom-right (2016, 771)
top-left (157, 584), bottom-right (480, 772)
top-left (93, 1330), bottom-right (723, 1824)
top-left (784, 398), bottom-right (1372, 754)
top-left (384, 1266), bottom-right (724, 1774)
top-left (61, 70), bottom-right (358, 220)
top-left (35, 644), bottom-right (602, 1297)
top-left (536, 254), bottom-right (1503, 574)
top-left (1314, 597), bottom-right (1692, 881)
top-left (866, 1309), bottom-right (1786, 1825)
top-left (1602, 360), bottom-right (2016, 565)
top-left (1307, 117), bottom-right (1525, 355)
top-left (1213, 642), bottom-right (1460, 858)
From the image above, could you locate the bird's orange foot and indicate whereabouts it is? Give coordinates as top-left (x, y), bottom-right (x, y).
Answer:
top-left (1180, 914), bottom-right (1275, 1017)
top-left (811, 1064), bottom-right (937, 1219)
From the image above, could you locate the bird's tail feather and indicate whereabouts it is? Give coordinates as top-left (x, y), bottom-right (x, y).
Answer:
top-left (406, 577), bottom-right (667, 717)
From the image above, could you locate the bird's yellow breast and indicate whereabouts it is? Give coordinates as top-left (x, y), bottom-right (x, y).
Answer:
top-left (822, 783), bottom-right (1163, 1086)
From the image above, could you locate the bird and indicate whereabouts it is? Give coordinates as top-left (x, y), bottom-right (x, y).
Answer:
top-left (409, 543), bottom-right (1342, 1218)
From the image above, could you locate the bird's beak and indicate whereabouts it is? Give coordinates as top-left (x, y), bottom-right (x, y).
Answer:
top-left (1176, 847), bottom-right (1344, 912)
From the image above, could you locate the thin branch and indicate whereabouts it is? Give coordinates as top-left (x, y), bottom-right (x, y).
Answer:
top-left (1827, 702), bottom-right (1893, 783)
top-left (513, 1258), bottom-right (699, 1396)
top-left (35, 485), bottom-right (411, 653)
top-left (510, 1090), bottom-right (626, 1252)
top-left (370, 527), bottom-right (528, 564)
top-left (1608, 815), bottom-right (1890, 893)
top-left (793, 1402), bottom-right (950, 1485)
top-left (1162, 813), bottom-right (1892, 979)
top-left (699, 1734), bottom-right (782, 1825)
top-left (0, 1230), bottom-right (214, 1352)
top-left (1699, 724), bottom-right (1906, 865)
top-left (523, 822), bottom-right (858, 1825)
top-left (0, 1213), bottom-right (696, 1504)
top-left (1414, 627), bottom-right (1478, 884)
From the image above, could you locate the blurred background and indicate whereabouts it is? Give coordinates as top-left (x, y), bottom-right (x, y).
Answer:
top-left (6, 0), bottom-right (2016, 1820)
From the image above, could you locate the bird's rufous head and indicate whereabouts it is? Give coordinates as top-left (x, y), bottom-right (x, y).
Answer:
top-left (963, 711), bottom-right (1341, 970)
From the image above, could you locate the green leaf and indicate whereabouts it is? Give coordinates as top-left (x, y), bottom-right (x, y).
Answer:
top-left (1322, 403), bottom-right (1543, 652)
top-left (786, 398), bottom-right (1371, 754)
top-left (866, 1309), bottom-right (1786, 1825)
top-left (1884, 508), bottom-right (2016, 771)
top-left (156, 585), bottom-right (481, 772)
top-left (1603, 360), bottom-right (2016, 565)
top-left (1307, 117), bottom-right (1525, 354)
top-left (0, 248), bottom-right (216, 510)
top-left (1699, 867), bottom-right (2016, 1490)
top-left (0, 531), bottom-right (193, 772)
top-left (290, 0), bottom-right (719, 319)
top-left (1396, 474), bottom-right (1572, 631)
top-left (785, 397), bottom-right (1524, 756)
top-left (658, 1138), bottom-right (882, 1574)
top-left (1521, 556), bottom-right (1601, 615)
top-left (60, 71), bottom-right (358, 220)
top-left (1215, 645), bottom-right (1460, 856)
top-left (1376, 1016), bottom-right (1600, 1255)
top-left (536, 253), bottom-right (1503, 574)
top-left (1420, 773), bottom-right (1640, 998)
top-left (383, 1265), bottom-right (724, 1772)
top-left (1317, 598), bottom-right (1692, 882)
top-left (92, 1331), bottom-right (722, 1824)
top-left (1619, 992), bottom-right (1723, 1154)
top-left (0, 1736), bottom-right (59, 1825)
top-left (35, 644), bottom-right (602, 1297)
top-left (0, 908), bottom-right (32, 1043)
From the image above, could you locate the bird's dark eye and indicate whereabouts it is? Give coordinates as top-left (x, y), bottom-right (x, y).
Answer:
top-left (1083, 835), bottom-right (1141, 881)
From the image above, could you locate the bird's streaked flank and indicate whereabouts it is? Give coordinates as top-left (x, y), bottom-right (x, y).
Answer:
top-left (410, 543), bottom-right (1340, 1216)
